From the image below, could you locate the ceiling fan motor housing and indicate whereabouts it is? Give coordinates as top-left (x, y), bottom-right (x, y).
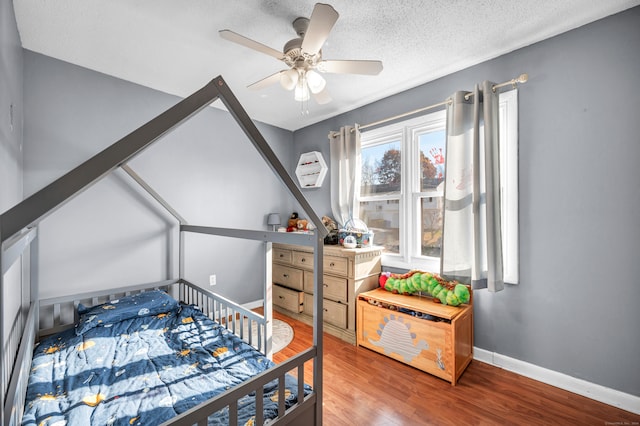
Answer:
top-left (283, 39), bottom-right (321, 68)
top-left (283, 17), bottom-right (321, 69)
top-left (292, 17), bottom-right (309, 37)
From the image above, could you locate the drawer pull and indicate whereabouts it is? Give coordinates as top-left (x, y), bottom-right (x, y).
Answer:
top-left (323, 284), bottom-right (329, 287)
top-left (301, 258), bottom-right (306, 262)
top-left (279, 296), bottom-right (284, 299)
top-left (329, 262), bottom-right (335, 267)
top-left (279, 254), bottom-right (284, 258)
top-left (283, 274), bottom-right (289, 278)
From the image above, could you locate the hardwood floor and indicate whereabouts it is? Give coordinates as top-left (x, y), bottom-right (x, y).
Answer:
top-left (271, 310), bottom-right (639, 425)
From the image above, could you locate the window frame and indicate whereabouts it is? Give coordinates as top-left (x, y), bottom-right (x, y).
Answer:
top-left (359, 90), bottom-right (518, 278)
top-left (360, 110), bottom-right (447, 271)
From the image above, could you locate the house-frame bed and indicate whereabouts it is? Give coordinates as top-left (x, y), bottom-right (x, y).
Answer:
top-left (0, 76), bottom-right (327, 426)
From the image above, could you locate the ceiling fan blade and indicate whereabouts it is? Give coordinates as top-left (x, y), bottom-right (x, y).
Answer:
top-left (319, 59), bottom-right (383, 75)
top-left (247, 71), bottom-right (284, 91)
top-left (301, 3), bottom-right (339, 56)
top-left (312, 87), bottom-right (332, 105)
top-left (219, 30), bottom-right (284, 60)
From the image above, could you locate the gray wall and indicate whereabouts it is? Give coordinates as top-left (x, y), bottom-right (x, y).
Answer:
top-left (22, 51), bottom-right (296, 303)
top-left (1, 0), bottom-right (24, 343)
top-left (293, 8), bottom-right (640, 397)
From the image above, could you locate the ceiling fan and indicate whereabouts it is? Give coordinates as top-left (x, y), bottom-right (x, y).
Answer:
top-left (219, 3), bottom-right (383, 105)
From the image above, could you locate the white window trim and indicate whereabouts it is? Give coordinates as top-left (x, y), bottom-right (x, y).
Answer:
top-left (407, 113), bottom-right (447, 271)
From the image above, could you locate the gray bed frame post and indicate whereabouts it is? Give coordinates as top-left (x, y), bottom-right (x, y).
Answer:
top-left (1, 233), bottom-right (5, 426)
top-left (312, 233), bottom-right (324, 424)
top-left (264, 241), bottom-right (274, 358)
top-left (215, 78), bottom-right (327, 424)
top-left (120, 164), bottom-right (186, 298)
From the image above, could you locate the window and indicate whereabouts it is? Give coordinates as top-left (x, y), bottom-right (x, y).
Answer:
top-left (359, 91), bottom-right (518, 276)
top-left (359, 110), bottom-right (446, 271)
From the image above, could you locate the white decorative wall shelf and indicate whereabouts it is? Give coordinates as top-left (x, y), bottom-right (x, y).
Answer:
top-left (295, 151), bottom-right (328, 189)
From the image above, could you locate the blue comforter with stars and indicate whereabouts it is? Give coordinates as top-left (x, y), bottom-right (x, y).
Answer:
top-left (22, 303), bottom-right (307, 426)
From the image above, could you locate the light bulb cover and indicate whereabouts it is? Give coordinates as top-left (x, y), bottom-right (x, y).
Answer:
top-left (306, 70), bottom-right (326, 94)
top-left (280, 69), bottom-right (299, 91)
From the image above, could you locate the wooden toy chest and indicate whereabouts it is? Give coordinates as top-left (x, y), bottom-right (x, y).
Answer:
top-left (356, 288), bottom-right (473, 385)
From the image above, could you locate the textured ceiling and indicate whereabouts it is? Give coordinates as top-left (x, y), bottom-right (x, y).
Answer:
top-left (13, 0), bottom-right (640, 131)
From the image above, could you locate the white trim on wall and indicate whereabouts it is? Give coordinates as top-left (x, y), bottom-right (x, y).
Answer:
top-left (243, 299), bottom-right (264, 310)
top-left (474, 347), bottom-right (640, 415)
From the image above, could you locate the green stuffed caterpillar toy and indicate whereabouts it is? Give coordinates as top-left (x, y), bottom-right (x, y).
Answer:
top-left (379, 270), bottom-right (471, 306)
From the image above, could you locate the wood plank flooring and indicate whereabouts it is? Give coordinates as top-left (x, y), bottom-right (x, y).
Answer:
top-left (271, 310), bottom-right (639, 425)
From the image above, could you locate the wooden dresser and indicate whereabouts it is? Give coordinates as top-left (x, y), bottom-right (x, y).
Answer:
top-left (272, 243), bottom-right (382, 343)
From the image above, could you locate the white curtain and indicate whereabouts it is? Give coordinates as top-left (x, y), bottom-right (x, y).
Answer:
top-left (329, 125), bottom-right (361, 227)
top-left (441, 81), bottom-right (504, 292)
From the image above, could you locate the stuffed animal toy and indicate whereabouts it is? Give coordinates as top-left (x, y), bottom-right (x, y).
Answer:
top-left (322, 216), bottom-right (338, 232)
top-left (379, 270), bottom-right (470, 307)
top-left (287, 212), bottom-right (299, 232)
top-left (296, 219), bottom-right (309, 231)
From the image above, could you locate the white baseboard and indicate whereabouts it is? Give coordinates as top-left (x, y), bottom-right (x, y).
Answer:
top-left (474, 347), bottom-right (640, 415)
top-left (243, 299), bottom-right (263, 310)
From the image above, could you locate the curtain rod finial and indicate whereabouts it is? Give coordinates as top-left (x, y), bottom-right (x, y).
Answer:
top-left (517, 73), bottom-right (528, 84)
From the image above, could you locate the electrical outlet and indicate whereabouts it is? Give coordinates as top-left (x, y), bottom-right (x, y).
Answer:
top-left (209, 274), bottom-right (217, 286)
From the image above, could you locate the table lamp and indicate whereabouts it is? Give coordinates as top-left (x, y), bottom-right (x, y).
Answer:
top-left (267, 213), bottom-right (281, 231)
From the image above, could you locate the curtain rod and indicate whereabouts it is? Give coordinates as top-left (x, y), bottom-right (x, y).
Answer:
top-left (330, 73), bottom-right (528, 137)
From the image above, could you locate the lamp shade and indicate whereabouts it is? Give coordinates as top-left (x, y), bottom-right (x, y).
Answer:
top-left (280, 69), bottom-right (299, 91)
top-left (267, 213), bottom-right (281, 230)
top-left (306, 70), bottom-right (326, 94)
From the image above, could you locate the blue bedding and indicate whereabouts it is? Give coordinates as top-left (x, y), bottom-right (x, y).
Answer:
top-left (22, 294), bottom-right (308, 426)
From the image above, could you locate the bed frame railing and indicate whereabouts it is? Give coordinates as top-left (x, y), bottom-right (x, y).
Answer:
top-left (35, 279), bottom-right (272, 356)
top-left (2, 304), bottom-right (36, 426)
top-left (164, 348), bottom-right (317, 426)
top-left (37, 279), bottom-right (179, 336)
top-left (179, 280), bottom-right (270, 355)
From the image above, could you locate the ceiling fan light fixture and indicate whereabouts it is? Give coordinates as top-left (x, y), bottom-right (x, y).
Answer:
top-left (294, 79), bottom-right (310, 102)
top-left (306, 70), bottom-right (326, 94)
top-left (280, 68), bottom-right (299, 91)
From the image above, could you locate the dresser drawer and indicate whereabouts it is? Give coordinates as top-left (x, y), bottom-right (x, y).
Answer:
top-left (273, 264), bottom-right (303, 291)
top-left (323, 275), bottom-right (348, 303)
top-left (325, 255), bottom-right (348, 276)
top-left (293, 251), bottom-right (314, 269)
top-left (302, 271), bottom-right (347, 303)
top-left (324, 299), bottom-right (348, 329)
top-left (273, 247), bottom-right (292, 264)
top-left (274, 284), bottom-right (303, 313)
top-left (304, 293), bottom-right (347, 329)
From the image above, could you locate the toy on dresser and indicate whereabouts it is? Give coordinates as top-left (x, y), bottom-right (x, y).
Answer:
top-left (322, 216), bottom-right (339, 244)
top-left (286, 212), bottom-right (309, 232)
